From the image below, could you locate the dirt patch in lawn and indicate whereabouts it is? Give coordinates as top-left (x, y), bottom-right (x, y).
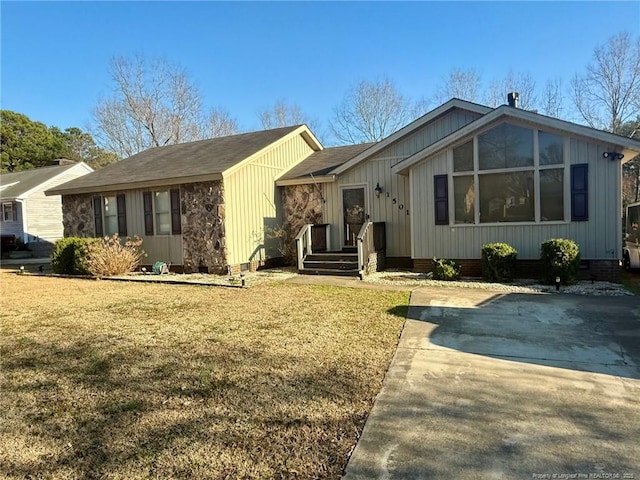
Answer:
top-left (0, 272), bottom-right (408, 479)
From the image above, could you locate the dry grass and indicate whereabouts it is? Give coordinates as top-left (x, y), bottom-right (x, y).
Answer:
top-left (0, 272), bottom-right (408, 479)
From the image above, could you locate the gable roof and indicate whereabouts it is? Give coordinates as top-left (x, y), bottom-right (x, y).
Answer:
top-left (392, 105), bottom-right (640, 175)
top-left (328, 98), bottom-right (492, 176)
top-left (1, 163), bottom-right (87, 200)
top-left (276, 142), bottom-right (376, 185)
top-left (48, 126), bottom-right (321, 195)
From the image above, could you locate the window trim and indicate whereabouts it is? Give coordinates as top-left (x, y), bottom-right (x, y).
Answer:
top-left (1, 202), bottom-right (16, 222)
top-left (448, 124), bottom-right (569, 226)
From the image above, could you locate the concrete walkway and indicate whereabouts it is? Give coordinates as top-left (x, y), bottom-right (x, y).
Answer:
top-left (343, 286), bottom-right (640, 479)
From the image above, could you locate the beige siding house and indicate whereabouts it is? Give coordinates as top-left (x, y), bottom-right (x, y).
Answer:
top-left (0, 161), bottom-right (94, 255)
top-left (278, 98), bottom-right (640, 280)
top-left (47, 126), bottom-right (321, 273)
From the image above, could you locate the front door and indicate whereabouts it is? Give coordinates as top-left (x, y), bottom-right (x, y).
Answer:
top-left (342, 186), bottom-right (366, 247)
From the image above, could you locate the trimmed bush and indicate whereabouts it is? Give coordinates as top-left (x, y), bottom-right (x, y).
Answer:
top-left (481, 243), bottom-right (517, 282)
top-left (432, 258), bottom-right (461, 281)
top-left (540, 238), bottom-right (580, 285)
top-left (51, 237), bottom-right (96, 275)
top-left (85, 234), bottom-right (146, 277)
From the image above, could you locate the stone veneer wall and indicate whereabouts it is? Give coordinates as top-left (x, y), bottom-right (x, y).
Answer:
top-left (281, 184), bottom-right (324, 262)
top-left (181, 181), bottom-right (227, 274)
top-left (61, 194), bottom-right (96, 238)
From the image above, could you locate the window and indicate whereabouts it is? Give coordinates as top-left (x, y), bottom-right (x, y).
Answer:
top-left (450, 123), bottom-right (569, 224)
top-left (2, 203), bottom-right (15, 222)
top-left (453, 141), bottom-right (473, 172)
top-left (540, 169), bottom-right (564, 221)
top-left (478, 123), bottom-right (533, 170)
top-left (453, 176), bottom-right (474, 224)
top-left (103, 196), bottom-right (118, 235)
top-left (479, 171), bottom-right (534, 223)
top-left (143, 188), bottom-right (181, 236)
top-left (94, 194), bottom-right (127, 237)
top-left (155, 191), bottom-right (171, 235)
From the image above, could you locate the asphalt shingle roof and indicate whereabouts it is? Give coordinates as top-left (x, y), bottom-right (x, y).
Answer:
top-left (1, 163), bottom-right (79, 199)
top-left (279, 143), bottom-right (376, 181)
top-left (50, 126), bottom-right (302, 194)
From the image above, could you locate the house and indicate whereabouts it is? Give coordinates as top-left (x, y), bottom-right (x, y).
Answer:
top-left (279, 96), bottom-right (640, 280)
top-left (0, 161), bottom-right (94, 256)
top-left (47, 126), bottom-right (322, 273)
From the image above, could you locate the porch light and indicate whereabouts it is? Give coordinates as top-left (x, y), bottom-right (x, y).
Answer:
top-left (375, 183), bottom-right (383, 198)
top-left (603, 152), bottom-right (624, 161)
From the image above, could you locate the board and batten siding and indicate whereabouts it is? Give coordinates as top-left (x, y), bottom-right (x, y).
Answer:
top-left (411, 136), bottom-right (623, 260)
top-left (121, 188), bottom-right (183, 265)
top-left (324, 159), bottom-right (411, 256)
top-left (324, 108), bottom-right (482, 257)
top-left (224, 133), bottom-right (316, 266)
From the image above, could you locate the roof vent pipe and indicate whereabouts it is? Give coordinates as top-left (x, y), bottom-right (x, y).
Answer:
top-left (507, 92), bottom-right (519, 108)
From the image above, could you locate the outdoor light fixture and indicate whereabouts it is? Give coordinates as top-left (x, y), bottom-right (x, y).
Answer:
top-left (555, 276), bottom-right (561, 291)
top-left (19, 266), bottom-right (24, 275)
top-left (603, 151), bottom-right (624, 161)
top-left (375, 183), bottom-right (383, 198)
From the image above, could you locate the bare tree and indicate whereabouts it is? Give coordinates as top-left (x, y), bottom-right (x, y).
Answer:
top-left (93, 55), bottom-right (222, 158)
top-left (259, 100), bottom-right (307, 128)
top-left (330, 77), bottom-right (416, 144)
top-left (484, 71), bottom-right (537, 109)
top-left (571, 32), bottom-right (640, 135)
top-left (540, 78), bottom-right (564, 118)
top-left (203, 108), bottom-right (239, 138)
top-left (435, 68), bottom-right (482, 103)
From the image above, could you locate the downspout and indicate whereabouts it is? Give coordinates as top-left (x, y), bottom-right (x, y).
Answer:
top-left (15, 198), bottom-right (28, 243)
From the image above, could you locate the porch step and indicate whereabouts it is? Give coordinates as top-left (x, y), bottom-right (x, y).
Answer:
top-left (298, 268), bottom-right (360, 277)
top-left (300, 251), bottom-right (360, 277)
top-left (305, 253), bottom-right (357, 262)
top-left (303, 260), bottom-right (358, 270)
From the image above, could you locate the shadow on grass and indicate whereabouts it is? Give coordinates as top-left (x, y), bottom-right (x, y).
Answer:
top-left (1, 333), bottom-right (384, 479)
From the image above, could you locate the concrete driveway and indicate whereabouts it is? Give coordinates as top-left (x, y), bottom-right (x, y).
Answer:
top-left (344, 287), bottom-right (640, 479)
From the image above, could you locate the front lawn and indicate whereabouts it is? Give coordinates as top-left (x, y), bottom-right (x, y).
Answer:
top-left (0, 273), bottom-right (408, 479)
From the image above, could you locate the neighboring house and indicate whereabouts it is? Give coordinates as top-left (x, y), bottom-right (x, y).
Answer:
top-left (47, 126), bottom-right (321, 273)
top-left (279, 96), bottom-right (640, 280)
top-left (0, 161), bottom-right (94, 256)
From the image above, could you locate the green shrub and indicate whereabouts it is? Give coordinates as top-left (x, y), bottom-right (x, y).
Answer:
top-left (51, 237), bottom-right (96, 275)
top-left (85, 234), bottom-right (146, 277)
top-left (481, 243), bottom-right (517, 282)
top-left (432, 258), bottom-right (461, 281)
top-left (540, 238), bottom-right (580, 285)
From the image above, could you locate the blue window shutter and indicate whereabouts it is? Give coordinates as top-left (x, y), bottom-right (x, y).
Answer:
top-left (434, 174), bottom-right (449, 225)
top-left (571, 164), bottom-right (588, 221)
top-left (116, 193), bottom-right (127, 236)
top-left (93, 196), bottom-right (103, 237)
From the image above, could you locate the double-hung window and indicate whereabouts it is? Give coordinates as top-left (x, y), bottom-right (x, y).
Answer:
top-left (449, 123), bottom-right (569, 225)
top-left (143, 189), bottom-right (181, 235)
top-left (94, 194), bottom-right (127, 236)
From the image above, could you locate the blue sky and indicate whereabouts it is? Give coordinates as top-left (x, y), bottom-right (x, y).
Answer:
top-left (2, 1), bottom-right (639, 140)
